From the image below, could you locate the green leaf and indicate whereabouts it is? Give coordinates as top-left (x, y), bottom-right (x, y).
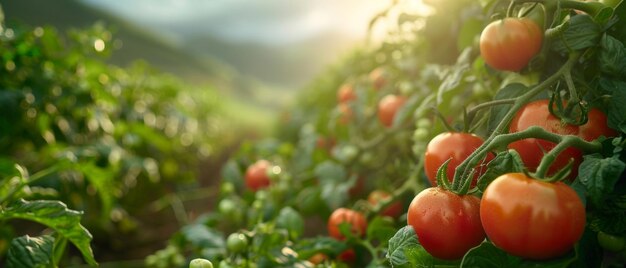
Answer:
top-left (477, 150), bottom-right (525, 192)
top-left (181, 223), bottom-right (225, 249)
top-left (392, 94), bottom-right (420, 128)
top-left (457, 18), bottom-right (483, 52)
top-left (606, 80), bottom-right (626, 133)
top-left (314, 161), bottom-right (346, 183)
top-left (552, 15), bottom-right (602, 54)
top-left (293, 236), bottom-right (346, 260)
top-left (598, 34), bottom-right (626, 76)
top-left (460, 242), bottom-right (521, 268)
top-left (387, 226), bottom-right (420, 267)
top-left (221, 160), bottom-right (243, 189)
top-left (275, 207), bottom-right (304, 239)
top-left (75, 162), bottom-right (115, 221)
top-left (6, 235), bottom-right (54, 268)
top-left (366, 216), bottom-right (397, 245)
top-left (579, 154), bottom-right (626, 205)
top-left (0, 199), bottom-right (97, 266)
top-left (488, 83), bottom-right (529, 134)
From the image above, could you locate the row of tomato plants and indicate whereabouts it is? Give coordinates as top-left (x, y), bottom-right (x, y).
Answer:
top-left (171, 0), bottom-right (626, 267)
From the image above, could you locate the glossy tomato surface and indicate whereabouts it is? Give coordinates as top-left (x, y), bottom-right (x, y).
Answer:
top-left (424, 132), bottom-right (493, 187)
top-left (245, 160), bottom-right (271, 191)
top-left (378, 94), bottom-right (407, 128)
top-left (480, 18), bottom-right (543, 71)
top-left (327, 208), bottom-right (367, 240)
top-left (480, 173), bottom-right (586, 259)
top-left (508, 100), bottom-right (617, 179)
top-left (407, 187), bottom-right (485, 260)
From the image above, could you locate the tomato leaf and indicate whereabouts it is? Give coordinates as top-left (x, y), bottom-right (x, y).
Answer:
top-left (552, 15), bottom-right (602, 54)
top-left (387, 226), bottom-right (420, 267)
top-left (578, 154), bottom-right (626, 205)
top-left (366, 216), bottom-right (396, 245)
top-left (0, 199), bottom-right (97, 266)
top-left (221, 160), bottom-right (243, 190)
top-left (487, 83), bottom-right (528, 134)
top-left (606, 80), bottom-right (626, 133)
top-left (6, 235), bottom-right (54, 268)
top-left (477, 150), bottom-right (525, 193)
top-left (460, 241), bottom-right (521, 267)
top-left (598, 34), bottom-right (626, 77)
top-left (293, 237), bottom-right (347, 260)
top-left (275, 207), bottom-right (304, 240)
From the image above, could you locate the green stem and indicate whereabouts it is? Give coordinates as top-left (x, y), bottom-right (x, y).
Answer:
top-left (0, 165), bottom-right (60, 205)
top-left (534, 135), bottom-right (599, 178)
top-left (451, 52), bottom-right (582, 191)
top-left (465, 98), bottom-right (516, 128)
top-left (52, 235), bottom-right (68, 267)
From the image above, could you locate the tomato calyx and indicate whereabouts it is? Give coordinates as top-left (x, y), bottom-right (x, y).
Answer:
top-left (435, 159), bottom-right (475, 195)
top-left (548, 93), bottom-right (589, 126)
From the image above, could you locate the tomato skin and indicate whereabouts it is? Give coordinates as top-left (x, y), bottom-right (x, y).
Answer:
top-left (424, 132), bottom-right (493, 187)
top-left (407, 187), bottom-right (485, 260)
top-left (337, 249), bottom-right (356, 263)
top-left (327, 208), bottom-right (368, 240)
top-left (480, 18), bottom-right (543, 71)
top-left (244, 160), bottom-right (271, 191)
top-left (308, 253), bottom-right (328, 264)
top-left (367, 190), bottom-right (403, 218)
top-left (337, 84), bottom-right (357, 103)
top-left (338, 103), bottom-right (353, 124)
top-left (480, 173), bottom-right (586, 259)
top-left (226, 233), bottom-right (248, 253)
top-left (378, 94), bottom-right (407, 128)
top-left (508, 100), bottom-right (617, 179)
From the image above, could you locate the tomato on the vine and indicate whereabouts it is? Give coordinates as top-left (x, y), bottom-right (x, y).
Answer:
top-left (245, 160), bottom-right (272, 191)
top-left (327, 208), bottom-right (367, 240)
top-left (424, 132), bottom-right (493, 187)
top-left (226, 233), bottom-right (248, 253)
top-left (480, 173), bottom-right (586, 259)
top-left (337, 83), bottom-right (356, 103)
top-left (337, 249), bottom-right (356, 263)
top-left (407, 187), bottom-right (485, 260)
top-left (338, 103), bottom-right (353, 124)
top-left (508, 100), bottom-right (617, 179)
top-left (308, 253), bottom-right (328, 264)
top-left (479, 18), bottom-right (543, 71)
top-left (367, 190), bottom-right (403, 218)
top-left (378, 94), bottom-right (407, 128)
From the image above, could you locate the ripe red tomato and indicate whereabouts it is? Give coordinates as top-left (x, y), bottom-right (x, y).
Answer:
top-left (337, 84), bottom-right (356, 103)
top-left (337, 249), bottom-right (356, 263)
top-left (508, 100), bottom-right (617, 179)
top-left (367, 190), bottom-right (403, 218)
top-left (407, 187), bottom-right (485, 260)
top-left (424, 132), bottom-right (494, 187)
top-left (479, 18), bottom-right (543, 71)
top-left (369, 68), bottom-right (387, 90)
top-left (308, 253), bottom-right (328, 264)
top-left (480, 173), bottom-right (586, 259)
top-left (244, 160), bottom-right (271, 191)
top-left (327, 208), bottom-right (367, 240)
top-left (378, 94), bottom-right (407, 128)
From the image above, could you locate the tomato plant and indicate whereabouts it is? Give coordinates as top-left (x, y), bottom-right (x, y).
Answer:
top-left (368, 68), bottom-right (387, 90)
top-left (508, 100), bottom-right (617, 179)
top-left (479, 17), bottom-right (543, 71)
top-left (327, 208), bottom-right (367, 240)
top-left (367, 190), bottom-right (403, 218)
top-left (407, 187), bottom-right (485, 260)
top-left (424, 132), bottom-right (493, 187)
top-left (244, 160), bottom-right (272, 191)
top-left (480, 173), bottom-right (586, 259)
top-left (378, 94), bottom-right (407, 128)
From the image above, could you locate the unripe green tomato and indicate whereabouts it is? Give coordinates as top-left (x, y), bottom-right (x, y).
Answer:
top-left (598, 232), bottom-right (625, 252)
top-left (226, 233), bottom-right (248, 253)
top-left (337, 145), bottom-right (359, 163)
top-left (219, 260), bottom-right (233, 268)
top-left (416, 118), bottom-right (431, 129)
top-left (413, 128), bottom-right (429, 141)
top-left (221, 182), bottom-right (235, 195)
top-left (218, 199), bottom-right (236, 216)
top-left (189, 259), bottom-right (213, 268)
top-left (359, 152), bottom-right (375, 166)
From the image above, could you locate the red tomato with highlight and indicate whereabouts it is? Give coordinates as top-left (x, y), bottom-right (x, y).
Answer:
top-left (244, 160), bottom-right (271, 191)
top-left (327, 208), bottom-right (367, 240)
top-left (407, 187), bottom-right (485, 260)
top-left (480, 173), bottom-right (586, 259)
top-left (480, 18), bottom-right (543, 71)
top-left (424, 132), bottom-right (494, 187)
top-left (337, 84), bottom-right (356, 103)
top-left (368, 190), bottom-right (403, 218)
top-left (508, 100), bottom-right (617, 179)
top-left (378, 94), bottom-right (407, 128)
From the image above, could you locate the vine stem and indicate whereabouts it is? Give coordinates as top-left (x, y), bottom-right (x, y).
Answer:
top-left (451, 52), bottom-right (581, 190)
top-left (534, 135), bottom-right (596, 179)
top-left (0, 164), bottom-right (61, 205)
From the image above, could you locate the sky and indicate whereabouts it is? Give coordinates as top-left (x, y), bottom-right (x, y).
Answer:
top-left (79, 0), bottom-right (393, 46)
